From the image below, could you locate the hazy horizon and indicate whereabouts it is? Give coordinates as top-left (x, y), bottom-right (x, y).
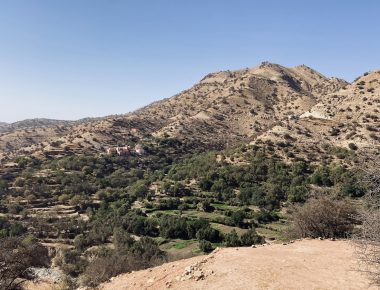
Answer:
top-left (1, 0), bottom-right (379, 123)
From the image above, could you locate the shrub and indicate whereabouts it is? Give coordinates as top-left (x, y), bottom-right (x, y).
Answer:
top-left (230, 210), bottom-right (246, 227)
top-left (348, 143), bottom-right (358, 150)
top-left (240, 229), bottom-right (264, 246)
top-left (310, 166), bottom-right (333, 186)
top-left (199, 240), bottom-right (214, 253)
top-left (288, 185), bottom-right (308, 202)
top-left (159, 215), bottom-right (189, 239)
top-left (288, 197), bottom-right (357, 239)
top-left (81, 252), bottom-right (145, 287)
top-left (0, 236), bottom-right (50, 290)
top-left (81, 236), bottom-right (166, 287)
top-left (54, 249), bottom-right (88, 277)
top-left (0, 218), bottom-right (27, 238)
top-left (255, 209), bottom-right (279, 224)
top-left (224, 230), bottom-right (241, 247)
top-left (196, 226), bottom-right (223, 243)
top-left (354, 162), bottom-right (380, 286)
top-left (197, 200), bottom-right (214, 212)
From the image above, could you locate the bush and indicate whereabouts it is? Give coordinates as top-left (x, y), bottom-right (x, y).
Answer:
top-left (254, 209), bottom-right (279, 224)
top-left (240, 229), bottom-right (264, 246)
top-left (354, 163), bottom-right (380, 286)
top-left (288, 197), bottom-right (357, 239)
top-left (287, 185), bottom-right (307, 202)
top-left (199, 240), bottom-right (214, 253)
top-left (0, 236), bottom-right (50, 290)
top-left (81, 236), bottom-right (166, 287)
top-left (0, 218), bottom-right (27, 238)
top-left (54, 249), bottom-right (88, 277)
top-left (348, 143), bottom-right (358, 150)
top-left (196, 226), bottom-right (223, 243)
top-left (159, 215), bottom-right (189, 239)
top-left (224, 230), bottom-right (241, 247)
top-left (81, 252), bottom-right (145, 287)
top-left (230, 210), bottom-right (246, 227)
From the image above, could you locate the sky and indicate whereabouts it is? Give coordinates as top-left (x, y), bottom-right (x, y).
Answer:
top-left (0, 0), bottom-right (379, 123)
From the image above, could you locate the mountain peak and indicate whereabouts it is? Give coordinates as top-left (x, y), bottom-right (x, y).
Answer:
top-left (258, 61), bottom-right (284, 69)
top-left (353, 70), bottom-right (380, 84)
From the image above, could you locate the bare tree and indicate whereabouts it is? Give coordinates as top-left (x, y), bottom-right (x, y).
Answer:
top-left (287, 196), bottom-right (357, 239)
top-left (354, 151), bottom-right (380, 286)
top-left (0, 236), bottom-right (50, 290)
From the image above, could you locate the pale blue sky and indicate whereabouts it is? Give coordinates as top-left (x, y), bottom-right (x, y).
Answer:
top-left (0, 0), bottom-right (379, 122)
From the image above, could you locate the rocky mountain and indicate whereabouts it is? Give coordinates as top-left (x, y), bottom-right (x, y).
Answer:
top-left (129, 62), bottom-right (347, 147)
top-left (254, 70), bottom-right (380, 162)
top-left (2, 62), bottom-right (379, 162)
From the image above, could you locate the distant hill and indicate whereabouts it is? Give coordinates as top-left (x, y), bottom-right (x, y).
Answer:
top-left (0, 118), bottom-right (74, 133)
top-left (1, 62), bottom-right (379, 162)
top-left (0, 117), bottom-right (101, 155)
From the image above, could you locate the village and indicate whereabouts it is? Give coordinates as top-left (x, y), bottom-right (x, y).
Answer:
top-left (105, 143), bottom-right (145, 156)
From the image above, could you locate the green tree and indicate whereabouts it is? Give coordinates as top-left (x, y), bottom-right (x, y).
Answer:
top-left (224, 230), bottom-right (241, 247)
top-left (199, 240), bottom-right (214, 253)
top-left (240, 229), bottom-right (264, 246)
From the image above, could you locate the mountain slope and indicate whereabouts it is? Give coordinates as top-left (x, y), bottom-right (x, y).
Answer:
top-left (2, 62), bottom-right (376, 162)
top-left (128, 62), bottom-right (347, 146)
top-left (252, 70), bottom-right (380, 162)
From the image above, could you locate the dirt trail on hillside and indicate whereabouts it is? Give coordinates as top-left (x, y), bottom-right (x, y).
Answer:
top-left (100, 239), bottom-right (377, 290)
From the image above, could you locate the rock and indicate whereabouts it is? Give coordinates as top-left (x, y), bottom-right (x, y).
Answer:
top-left (165, 280), bottom-right (172, 288)
top-left (185, 266), bottom-right (193, 274)
top-left (251, 245), bottom-right (256, 248)
top-left (193, 270), bottom-right (204, 281)
top-left (30, 267), bottom-right (65, 284)
top-left (212, 247), bottom-right (222, 254)
top-left (147, 278), bottom-right (154, 284)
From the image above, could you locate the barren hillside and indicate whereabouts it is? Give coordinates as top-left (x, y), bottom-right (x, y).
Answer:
top-left (1, 62), bottom-right (353, 161)
top-left (250, 70), bottom-right (380, 162)
top-left (129, 62), bottom-right (347, 147)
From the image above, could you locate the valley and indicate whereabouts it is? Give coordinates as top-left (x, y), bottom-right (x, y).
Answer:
top-left (1, 62), bottom-right (380, 289)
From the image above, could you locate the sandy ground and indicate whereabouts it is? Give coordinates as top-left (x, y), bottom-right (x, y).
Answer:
top-left (100, 239), bottom-right (378, 290)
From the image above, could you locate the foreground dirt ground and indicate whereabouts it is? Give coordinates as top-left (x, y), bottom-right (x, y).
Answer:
top-left (99, 239), bottom-right (377, 290)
